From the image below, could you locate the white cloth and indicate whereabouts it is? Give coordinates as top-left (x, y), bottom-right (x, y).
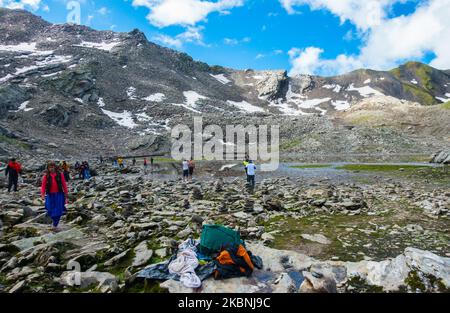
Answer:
top-left (178, 238), bottom-right (199, 253)
top-left (182, 161), bottom-right (189, 171)
top-left (168, 248), bottom-right (201, 288)
top-left (180, 272), bottom-right (201, 288)
top-left (246, 163), bottom-right (256, 176)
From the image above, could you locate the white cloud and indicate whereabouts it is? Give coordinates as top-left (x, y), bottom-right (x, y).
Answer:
top-left (97, 7), bottom-right (109, 15)
top-left (288, 47), bottom-right (362, 76)
top-left (279, 0), bottom-right (403, 31)
top-left (286, 0), bottom-right (450, 76)
top-left (132, 0), bottom-right (244, 27)
top-left (1, 0), bottom-right (42, 10)
top-left (152, 26), bottom-right (206, 49)
top-left (255, 53), bottom-right (265, 59)
top-left (223, 36), bottom-right (251, 45)
top-left (152, 34), bottom-right (183, 49)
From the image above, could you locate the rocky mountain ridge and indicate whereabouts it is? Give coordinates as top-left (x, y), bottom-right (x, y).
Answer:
top-left (1, 8), bottom-right (449, 159)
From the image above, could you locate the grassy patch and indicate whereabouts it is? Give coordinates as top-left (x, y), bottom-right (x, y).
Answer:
top-left (335, 164), bottom-right (429, 172)
top-left (153, 157), bottom-right (176, 163)
top-left (280, 138), bottom-right (302, 151)
top-left (0, 134), bottom-right (32, 150)
top-left (290, 164), bottom-right (331, 169)
top-left (441, 101), bottom-right (450, 110)
top-left (403, 84), bottom-right (436, 106)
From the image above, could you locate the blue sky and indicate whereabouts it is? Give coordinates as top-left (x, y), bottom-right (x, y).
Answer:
top-left (2, 0), bottom-right (449, 76)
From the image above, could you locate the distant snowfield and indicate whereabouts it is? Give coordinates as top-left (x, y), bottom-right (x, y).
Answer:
top-left (364, 79), bottom-right (371, 84)
top-left (436, 93), bottom-right (450, 102)
top-left (143, 93), bottom-right (165, 102)
top-left (173, 91), bottom-right (207, 112)
top-left (269, 101), bottom-right (308, 116)
top-left (298, 98), bottom-right (331, 109)
top-left (135, 112), bottom-right (152, 122)
top-left (0, 74), bottom-right (14, 83)
top-left (73, 40), bottom-right (121, 51)
top-left (210, 73), bottom-right (231, 84)
top-left (348, 84), bottom-right (384, 97)
top-left (227, 100), bottom-right (265, 113)
top-left (0, 42), bottom-right (53, 55)
top-left (11, 101), bottom-right (33, 112)
top-left (97, 98), bottom-right (106, 108)
top-left (102, 109), bottom-right (137, 128)
top-left (331, 100), bottom-right (351, 111)
top-left (323, 84), bottom-right (342, 93)
top-left (127, 87), bottom-right (137, 100)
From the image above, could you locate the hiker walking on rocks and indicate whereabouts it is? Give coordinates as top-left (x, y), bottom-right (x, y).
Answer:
top-left (132, 157), bottom-right (136, 166)
top-left (188, 158), bottom-right (195, 181)
top-left (246, 160), bottom-right (256, 189)
top-left (62, 161), bottom-right (70, 182)
top-left (118, 157), bottom-right (124, 169)
top-left (82, 161), bottom-right (90, 180)
top-left (243, 155), bottom-right (250, 180)
top-left (5, 158), bottom-right (22, 193)
top-left (144, 158), bottom-right (148, 168)
top-left (182, 160), bottom-right (189, 182)
top-left (41, 162), bottom-right (68, 231)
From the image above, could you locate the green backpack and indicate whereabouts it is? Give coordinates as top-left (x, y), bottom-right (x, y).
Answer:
top-left (199, 224), bottom-right (241, 255)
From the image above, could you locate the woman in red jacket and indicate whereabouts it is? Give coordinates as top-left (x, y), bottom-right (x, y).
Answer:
top-left (41, 162), bottom-right (68, 231)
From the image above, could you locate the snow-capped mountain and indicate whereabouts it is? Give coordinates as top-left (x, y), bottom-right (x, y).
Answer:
top-left (1, 8), bottom-right (449, 159)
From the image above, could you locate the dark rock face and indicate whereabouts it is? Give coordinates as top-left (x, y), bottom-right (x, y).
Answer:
top-left (0, 85), bottom-right (30, 115)
top-left (39, 105), bottom-right (72, 127)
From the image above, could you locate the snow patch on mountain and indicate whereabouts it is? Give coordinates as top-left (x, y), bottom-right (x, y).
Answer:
top-left (101, 109), bottom-right (137, 128)
top-left (127, 87), bottom-right (137, 100)
top-left (184, 91), bottom-right (207, 108)
top-left (73, 40), bottom-right (121, 51)
top-left (348, 84), bottom-right (384, 97)
top-left (331, 100), bottom-right (351, 111)
top-left (227, 100), bottom-right (265, 113)
top-left (143, 93), bottom-right (165, 102)
top-left (210, 73), bottom-right (231, 84)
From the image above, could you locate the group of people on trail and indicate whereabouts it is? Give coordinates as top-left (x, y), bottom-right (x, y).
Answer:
top-left (4, 158), bottom-right (22, 193)
top-left (112, 156), bottom-right (155, 171)
top-left (182, 159), bottom-right (196, 182)
top-left (74, 161), bottom-right (91, 180)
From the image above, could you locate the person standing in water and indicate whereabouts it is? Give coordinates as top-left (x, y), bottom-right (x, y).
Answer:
top-left (41, 162), bottom-right (68, 232)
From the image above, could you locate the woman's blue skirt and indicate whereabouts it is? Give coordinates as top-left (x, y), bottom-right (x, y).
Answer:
top-left (45, 192), bottom-right (66, 218)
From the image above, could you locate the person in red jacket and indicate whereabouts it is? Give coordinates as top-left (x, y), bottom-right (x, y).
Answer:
top-left (5, 158), bottom-right (22, 192)
top-left (41, 162), bottom-right (68, 231)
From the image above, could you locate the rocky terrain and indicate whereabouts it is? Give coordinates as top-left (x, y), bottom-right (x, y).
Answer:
top-left (0, 8), bottom-right (449, 294)
top-left (0, 162), bottom-right (448, 293)
top-left (1, 8), bottom-right (450, 161)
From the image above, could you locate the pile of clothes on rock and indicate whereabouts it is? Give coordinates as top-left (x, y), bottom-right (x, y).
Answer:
top-left (137, 224), bottom-right (263, 288)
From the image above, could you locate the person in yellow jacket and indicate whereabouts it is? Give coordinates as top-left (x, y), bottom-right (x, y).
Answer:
top-left (243, 155), bottom-right (250, 178)
top-left (118, 158), bottom-right (124, 169)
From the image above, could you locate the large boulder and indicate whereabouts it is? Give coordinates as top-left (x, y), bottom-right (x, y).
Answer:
top-left (60, 271), bottom-right (118, 292)
top-left (430, 150), bottom-right (450, 164)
